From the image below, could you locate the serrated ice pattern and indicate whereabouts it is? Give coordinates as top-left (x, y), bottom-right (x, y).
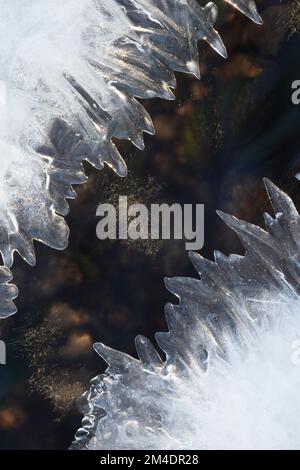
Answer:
top-left (73, 179), bottom-right (300, 450)
top-left (0, 0), bottom-right (261, 316)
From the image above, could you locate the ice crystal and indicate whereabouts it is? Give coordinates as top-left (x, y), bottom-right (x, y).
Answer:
top-left (0, 0), bottom-right (261, 317)
top-left (73, 179), bottom-right (300, 450)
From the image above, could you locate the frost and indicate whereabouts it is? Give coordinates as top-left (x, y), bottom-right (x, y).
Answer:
top-left (0, 0), bottom-right (261, 318)
top-left (73, 179), bottom-right (300, 450)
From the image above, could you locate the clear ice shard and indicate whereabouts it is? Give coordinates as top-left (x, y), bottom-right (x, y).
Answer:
top-left (0, 0), bottom-right (261, 315)
top-left (72, 179), bottom-right (300, 450)
top-left (225, 0), bottom-right (262, 24)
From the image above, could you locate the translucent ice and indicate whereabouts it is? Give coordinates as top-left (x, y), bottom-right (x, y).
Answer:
top-left (0, 267), bottom-right (17, 318)
top-left (0, 0), bottom-right (261, 305)
top-left (225, 0), bottom-right (262, 24)
top-left (73, 179), bottom-right (300, 450)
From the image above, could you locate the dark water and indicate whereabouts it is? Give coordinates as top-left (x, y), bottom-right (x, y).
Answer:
top-left (0, 1), bottom-right (300, 449)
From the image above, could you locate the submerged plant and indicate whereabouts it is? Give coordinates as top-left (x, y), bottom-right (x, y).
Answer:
top-left (0, 0), bottom-right (261, 316)
top-left (73, 179), bottom-right (300, 450)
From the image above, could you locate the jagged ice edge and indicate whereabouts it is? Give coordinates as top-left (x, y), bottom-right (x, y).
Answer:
top-left (72, 179), bottom-right (300, 450)
top-left (0, 0), bottom-right (261, 317)
top-left (0, 267), bottom-right (18, 318)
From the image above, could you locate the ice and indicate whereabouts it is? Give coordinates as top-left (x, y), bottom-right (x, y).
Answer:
top-left (0, 1), bottom-right (261, 318)
top-left (0, 266), bottom-right (17, 318)
top-left (72, 179), bottom-right (300, 450)
top-left (225, 0), bottom-right (262, 24)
